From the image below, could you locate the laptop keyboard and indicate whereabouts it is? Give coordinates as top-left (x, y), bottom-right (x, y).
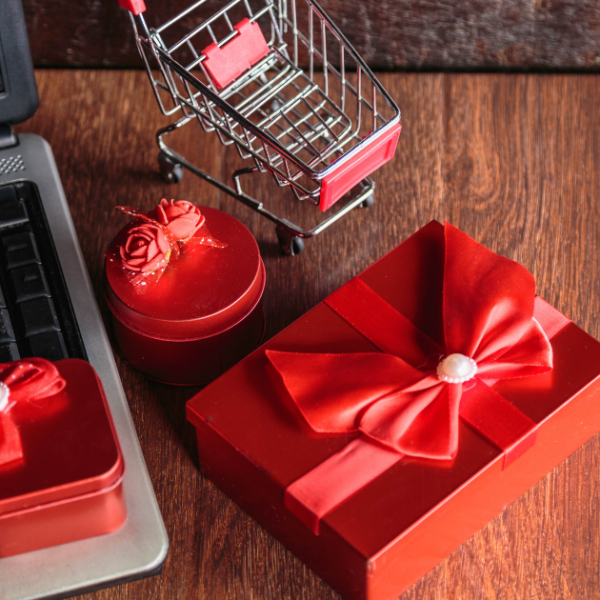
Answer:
top-left (0, 181), bottom-right (86, 362)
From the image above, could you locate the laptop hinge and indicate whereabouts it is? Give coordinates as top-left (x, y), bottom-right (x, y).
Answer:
top-left (0, 123), bottom-right (18, 149)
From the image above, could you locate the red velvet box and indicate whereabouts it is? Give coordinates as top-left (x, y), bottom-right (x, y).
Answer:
top-left (0, 359), bottom-right (126, 558)
top-left (186, 221), bottom-right (600, 600)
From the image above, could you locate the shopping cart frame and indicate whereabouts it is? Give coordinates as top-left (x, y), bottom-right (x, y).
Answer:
top-left (121, 0), bottom-right (401, 254)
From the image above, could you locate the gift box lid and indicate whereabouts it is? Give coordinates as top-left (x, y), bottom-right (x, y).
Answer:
top-left (187, 221), bottom-right (600, 560)
top-left (0, 358), bottom-right (124, 516)
top-left (105, 206), bottom-right (264, 339)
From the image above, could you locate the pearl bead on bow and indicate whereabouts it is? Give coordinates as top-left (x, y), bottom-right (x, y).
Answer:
top-left (0, 382), bottom-right (10, 412)
top-left (437, 353), bottom-right (478, 384)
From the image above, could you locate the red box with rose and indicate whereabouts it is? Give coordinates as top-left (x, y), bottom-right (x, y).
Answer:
top-left (105, 201), bottom-right (265, 385)
top-left (186, 221), bottom-right (600, 600)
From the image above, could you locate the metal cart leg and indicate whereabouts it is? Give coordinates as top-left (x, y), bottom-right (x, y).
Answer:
top-left (276, 226), bottom-right (305, 256)
top-left (158, 151), bottom-right (184, 184)
top-left (360, 193), bottom-right (375, 208)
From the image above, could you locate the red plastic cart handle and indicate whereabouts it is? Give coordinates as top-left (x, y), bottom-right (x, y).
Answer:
top-left (319, 122), bottom-right (402, 211)
top-left (118, 0), bottom-right (146, 15)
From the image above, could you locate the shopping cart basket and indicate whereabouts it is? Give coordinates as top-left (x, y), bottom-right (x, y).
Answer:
top-left (118, 0), bottom-right (401, 254)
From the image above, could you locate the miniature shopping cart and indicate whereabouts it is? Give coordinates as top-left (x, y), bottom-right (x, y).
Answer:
top-left (119, 0), bottom-right (401, 254)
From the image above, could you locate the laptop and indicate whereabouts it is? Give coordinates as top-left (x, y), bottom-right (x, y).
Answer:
top-left (0, 1), bottom-right (168, 598)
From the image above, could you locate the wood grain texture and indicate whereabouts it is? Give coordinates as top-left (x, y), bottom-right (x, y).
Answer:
top-left (23, 0), bottom-right (600, 71)
top-left (14, 69), bottom-right (600, 600)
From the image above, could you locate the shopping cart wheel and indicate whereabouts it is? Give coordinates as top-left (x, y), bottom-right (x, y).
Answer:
top-left (276, 227), bottom-right (305, 256)
top-left (360, 193), bottom-right (375, 208)
top-left (158, 152), bottom-right (184, 184)
top-left (290, 237), bottom-right (305, 255)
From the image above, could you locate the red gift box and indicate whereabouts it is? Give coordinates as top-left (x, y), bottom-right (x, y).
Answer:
top-left (186, 221), bottom-right (600, 600)
top-left (0, 359), bottom-right (126, 558)
top-left (105, 205), bottom-right (266, 385)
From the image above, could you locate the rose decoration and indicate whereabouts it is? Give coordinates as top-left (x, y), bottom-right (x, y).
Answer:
top-left (0, 358), bottom-right (66, 467)
top-left (115, 199), bottom-right (226, 292)
top-left (119, 223), bottom-right (171, 273)
top-left (156, 199), bottom-right (205, 241)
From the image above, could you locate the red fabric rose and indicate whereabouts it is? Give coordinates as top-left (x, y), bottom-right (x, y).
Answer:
top-left (115, 201), bottom-right (225, 291)
top-left (156, 199), bottom-right (205, 240)
top-left (120, 223), bottom-right (170, 273)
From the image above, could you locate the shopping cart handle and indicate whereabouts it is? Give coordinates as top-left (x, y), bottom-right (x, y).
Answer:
top-left (118, 0), bottom-right (146, 15)
top-left (320, 123), bottom-right (402, 211)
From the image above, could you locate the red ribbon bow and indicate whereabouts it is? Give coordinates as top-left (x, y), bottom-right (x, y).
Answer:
top-left (266, 222), bottom-right (558, 533)
top-left (0, 359), bottom-right (66, 467)
top-left (268, 223), bottom-right (552, 460)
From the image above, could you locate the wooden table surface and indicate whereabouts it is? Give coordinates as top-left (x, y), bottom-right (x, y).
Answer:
top-left (16, 70), bottom-right (600, 600)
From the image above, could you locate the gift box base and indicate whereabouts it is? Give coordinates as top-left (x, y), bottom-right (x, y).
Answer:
top-left (0, 475), bottom-right (127, 558)
top-left (108, 294), bottom-right (265, 386)
top-left (190, 321), bottom-right (600, 599)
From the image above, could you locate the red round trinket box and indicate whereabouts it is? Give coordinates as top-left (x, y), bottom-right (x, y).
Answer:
top-left (105, 204), bottom-right (265, 385)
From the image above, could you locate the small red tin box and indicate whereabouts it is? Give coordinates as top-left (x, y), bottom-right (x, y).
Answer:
top-left (105, 203), bottom-right (265, 385)
top-left (187, 221), bottom-right (600, 600)
top-left (0, 358), bottom-right (126, 558)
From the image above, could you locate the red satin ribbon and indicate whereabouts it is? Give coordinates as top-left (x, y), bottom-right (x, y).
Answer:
top-left (0, 359), bottom-right (66, 467)
top-left (266, 223), bottom-right (570, 534)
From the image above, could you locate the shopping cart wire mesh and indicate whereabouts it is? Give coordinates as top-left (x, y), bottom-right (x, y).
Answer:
top-left (119, 0), bottom-right (401, 254)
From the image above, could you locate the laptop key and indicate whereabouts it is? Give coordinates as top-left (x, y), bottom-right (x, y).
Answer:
top-left (0, 185), bottom-right (28, 230)
top-left (2, 232), bottom-right (41, 269)
top-left (0, 309), bottom-right (16, 343)
top-left (19, 297), bottom-right (60, 337)
top-left (0, 342), bottom-right (19, 362)
top-left (10, 263), bottom-right (51, 303)
top-left (27, 330), bottom-right (68, 361)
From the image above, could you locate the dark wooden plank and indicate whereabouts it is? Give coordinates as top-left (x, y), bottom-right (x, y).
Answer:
top-left (23, 0), bottom-right (600, 71)
top-left (14, 70), bottom-right (600, 600)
